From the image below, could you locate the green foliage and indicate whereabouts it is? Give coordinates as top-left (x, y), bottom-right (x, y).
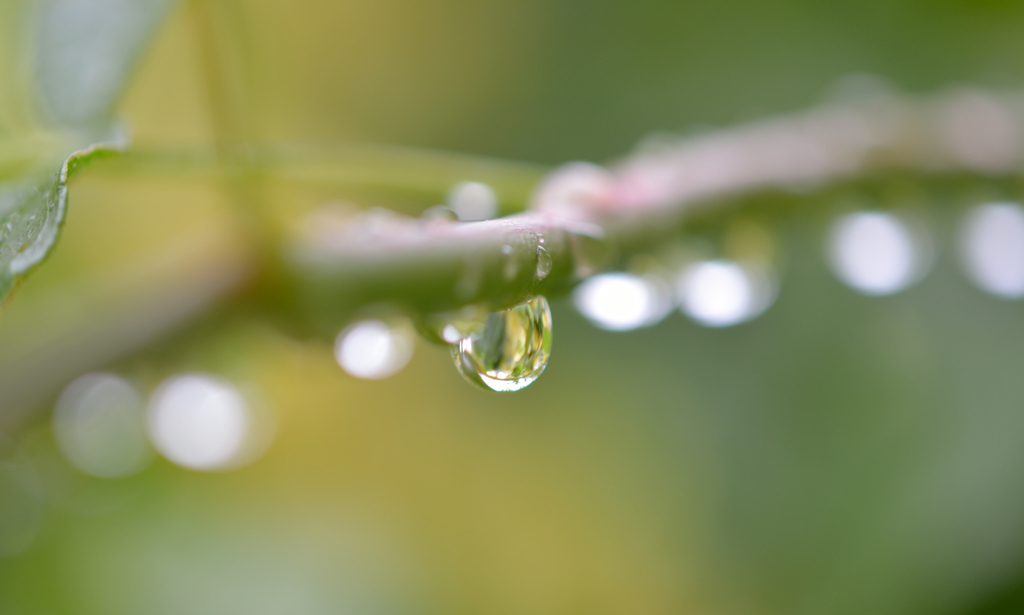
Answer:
top-left (0, 0), bottom-right (177, 307)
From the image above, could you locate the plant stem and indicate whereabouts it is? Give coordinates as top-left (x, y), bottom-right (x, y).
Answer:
top-left (280, 89), bottom-right (1024, 333)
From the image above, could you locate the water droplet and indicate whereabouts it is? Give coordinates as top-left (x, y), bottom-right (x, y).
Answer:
top-left (420, 205), bottom-right (458, 221)
top-left (448, 181), bottom-right (498, 221)
top-left (536, 245), bottom-right (553, 281)
top-left (414, 306), bottom-right (489, 345)
top-left (335, 319), bottom-right (415, 380)
top-left (53, 373), bottom-right (152, 479)
top-left (451, 296), bottom-right (552, 392)
top-left (827, 211), bottom-right (930, 296)
top-left (567, 229), bottom-right (615, 279)
top-left (502, 244), bottom-right (520, 281)
top-left (454, 258), bottom-right (484, 301)
top-left (677, 260), bottom-right (777, 327)
top-left (960, 202), bottom-right (1024, 298)
top-left (574, 272), bottom-right (675, 331)
top-left (147, 375), bottom-right (257, 472)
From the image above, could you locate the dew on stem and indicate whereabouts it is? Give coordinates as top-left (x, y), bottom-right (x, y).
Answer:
top-left (501, 244), bottom-right (519, 281)
top-left (536, 245), bottom-right (552, 281)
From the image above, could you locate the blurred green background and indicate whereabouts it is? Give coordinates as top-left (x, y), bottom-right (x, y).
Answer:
top-left (6, 1), bottom-right (1024, 614)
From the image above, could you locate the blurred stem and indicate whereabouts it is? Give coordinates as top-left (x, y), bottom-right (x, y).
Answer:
top-left (91, 143), bottom-right (548, 213)
top-left (189, 0), bottom-right (278, 253)
top-left (278, 89), bottom-right (1024, 333)
top-left (31, 89), bottom-right (1024, 345)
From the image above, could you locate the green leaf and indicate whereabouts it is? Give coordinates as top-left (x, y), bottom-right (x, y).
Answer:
top-left (33, 0), bottom-right (178, 129)
top-left (0, 141), bottom-right (121, 305)
top-left (0, 0), bottom-right (179, 308)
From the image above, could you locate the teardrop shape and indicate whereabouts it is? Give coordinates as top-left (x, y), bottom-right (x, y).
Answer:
top-left (451, 296), bottom-right (552, 392)
top-left (535, 245), bottom-right (553, 281)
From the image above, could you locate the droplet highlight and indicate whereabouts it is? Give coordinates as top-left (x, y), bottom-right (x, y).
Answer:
top-left (451, 296), bottom-right (552, 392)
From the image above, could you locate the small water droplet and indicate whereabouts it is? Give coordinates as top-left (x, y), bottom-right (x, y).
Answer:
top-left (535, 245), bottom-right (552, 281)
top-left (501, 244), bottom-right (520, 281)
top-left (420, 205), bottom-right (458, 221)
top-left (448, 181), bottom-right (498, 221)
top-left (414, 306), bottom-right (489, 345)
top-left (451, 296), bottom-right (552, 392)
top-left (568, 230), bottom-right (615, 279)
top-left (454, 258), bottom-right (484, 301)
top-left (335, 319), bottom-right (415, 380)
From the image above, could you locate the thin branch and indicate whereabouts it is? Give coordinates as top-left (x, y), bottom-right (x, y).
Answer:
top-left (281, 89), bottom-right (1024, 331)
top-left (88, 142), bottom-right (548, 214)
top-left (5, 89), bottom-right (1020, 419)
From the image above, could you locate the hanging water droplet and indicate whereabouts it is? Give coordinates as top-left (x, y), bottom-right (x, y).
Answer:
top-left (574, 271), bottom-right (675, 331)
top-left (676, 260), bottom-right (777, 327)
top-left (567, 227), bottom-right (615, 280)
top-left (536, 245), bottom-right (552, 281)
top-left (451, 296), bottom-right (552, 392)
top-left (335, 319), bottom-right (415, 380)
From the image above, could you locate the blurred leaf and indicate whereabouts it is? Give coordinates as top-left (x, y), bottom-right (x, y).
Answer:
top-left (0, 0), bottom-right (179, 308)
top-left (33, 0), bottom-right (178, 129)
top-left (0, 143), bottom-right (122, 305)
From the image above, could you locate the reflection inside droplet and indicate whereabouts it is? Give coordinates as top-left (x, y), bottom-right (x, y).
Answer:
top-left (147, 375), bottom-right (252, 472)
top-left (53, 373), bottom-right (152, 479)
top-left (828, 211), bottom-right (926, 295)
top-left (573, 272), bottom-right (674, 331)
top-left (335, 319), bottom-right (415, 380)
top-left (677, 260), bottom-right (775, 327)
top-left (448, 181), bottom-right (498, 221)
top-left (451, 296), bottom-right (552, 392)
top-left (960, 202), bottom-right (1024, 298)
